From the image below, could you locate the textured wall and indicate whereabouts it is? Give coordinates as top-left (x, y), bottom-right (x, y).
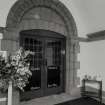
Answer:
top-left (19, 7), bottom-right (67, 36)
top-left (0, 0), bottom-right (80, 104)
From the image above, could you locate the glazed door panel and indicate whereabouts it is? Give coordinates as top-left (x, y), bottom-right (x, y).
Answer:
top-left (20, 35), bottom-right (65, 101)
top-left (24, 38), bottom-right (43, 90)
top-left (44, 39), bottom-right (65, 96)
top-left (20, 37), bottom-right (44, 101)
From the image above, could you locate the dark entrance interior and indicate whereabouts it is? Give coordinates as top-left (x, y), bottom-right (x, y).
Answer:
top-left (20, 30), bottom-right (66, 101)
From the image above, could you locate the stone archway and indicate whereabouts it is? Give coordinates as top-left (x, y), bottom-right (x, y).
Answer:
top-left (1, 0), bottom-right (80, 99)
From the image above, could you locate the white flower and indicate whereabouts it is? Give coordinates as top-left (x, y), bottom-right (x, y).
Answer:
top-left (27, 70), bottom-right (32, 76)
top-left (17, 68), bottom-right (25, 75)
top-left (16, 54), bottom-right (21, 60)
top-left (6, 63), bottom-right (11, 67)
top-left (0, 47), bottom-right (32, 91)
top-left (18, 62), bottom-right (23, 68)
top-left (12, 56), bottom-right (17, 60)
top-left (11, 61), bottom-right (16, 66)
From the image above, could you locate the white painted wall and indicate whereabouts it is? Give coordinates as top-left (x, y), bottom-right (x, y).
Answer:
top-left (62, 0), bottom-right (105, 91)
top-left (78, 41), bottom-right (105, 91)
top-left (0, 0), bottom-right (105, 91)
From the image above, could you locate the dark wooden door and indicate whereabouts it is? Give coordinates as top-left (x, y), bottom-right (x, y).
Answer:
top-left (44, 38), bottom-right (65, 96)
top-left (20, 30), bottom-right (65, 101)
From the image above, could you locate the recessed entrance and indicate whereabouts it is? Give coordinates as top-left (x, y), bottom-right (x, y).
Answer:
top-left (20, 30), bottom-right (66, 101)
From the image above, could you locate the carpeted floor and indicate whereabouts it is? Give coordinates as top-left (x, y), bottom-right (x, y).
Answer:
top-left (55, 97), bottom-right (105, 105)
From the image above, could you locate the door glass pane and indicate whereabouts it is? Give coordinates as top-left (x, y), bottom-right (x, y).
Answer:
top-left (23, 37), bottom-right (42, 91)
top-left (46, 40), bottom-right (61, 88)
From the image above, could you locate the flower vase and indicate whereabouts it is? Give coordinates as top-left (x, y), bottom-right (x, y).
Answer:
top-left (8, 81), bottom-right (12, 105)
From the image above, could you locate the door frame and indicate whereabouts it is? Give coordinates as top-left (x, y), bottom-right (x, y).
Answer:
top-left (19, 29), bottom-right (66, 101)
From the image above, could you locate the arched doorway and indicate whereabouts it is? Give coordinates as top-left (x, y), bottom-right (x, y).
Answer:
top-left (20, 29), bottom-right (66, 100)
top-left (1, 0), bottom-right (79, 102)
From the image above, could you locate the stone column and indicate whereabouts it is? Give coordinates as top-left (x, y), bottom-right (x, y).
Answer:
top-left (65, 35), bottom-right (80, 95)
top-left (65, 37), bottom-right (71, 94)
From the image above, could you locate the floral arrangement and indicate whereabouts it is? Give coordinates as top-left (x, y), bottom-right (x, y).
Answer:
top-left (0, 48), bottom-right (33, 92)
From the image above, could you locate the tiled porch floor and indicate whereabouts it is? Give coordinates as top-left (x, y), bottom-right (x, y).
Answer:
top-left (20, 93), bottom-right (80, 105)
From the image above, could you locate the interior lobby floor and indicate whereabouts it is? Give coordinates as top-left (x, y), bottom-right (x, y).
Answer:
top-left (20, 93), bottom-right (80, 105)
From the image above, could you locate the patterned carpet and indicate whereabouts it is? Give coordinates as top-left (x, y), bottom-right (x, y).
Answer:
top-left (55, 97), bottom-right (105, 105)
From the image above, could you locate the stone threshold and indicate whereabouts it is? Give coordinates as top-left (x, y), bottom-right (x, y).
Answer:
top-left (20, 93), bottom-right (80, 105)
